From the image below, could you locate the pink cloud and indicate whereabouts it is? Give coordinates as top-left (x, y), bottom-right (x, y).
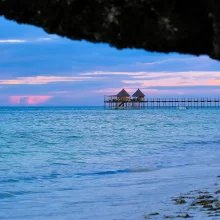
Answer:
top-left (9, 96), bottom-right (52, 105)
top-left (9, 96), bottom-right (21, 104)
top-left (0, 76), bottom-right (93, 85)
top-left (26, 96), bottom-right (52, 105)
top-left (208, 79), bottom-right (220, 86)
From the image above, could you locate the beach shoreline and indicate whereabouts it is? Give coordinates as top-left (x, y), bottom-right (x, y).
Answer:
top-left (142, 173), bottom-right (220, 220)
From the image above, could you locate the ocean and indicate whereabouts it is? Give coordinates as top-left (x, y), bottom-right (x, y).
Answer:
top-left (1, 107), bottom-right (220, 220)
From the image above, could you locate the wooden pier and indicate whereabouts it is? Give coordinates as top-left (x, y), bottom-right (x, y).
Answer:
top-left (104, 89), bottom-right (220, 110)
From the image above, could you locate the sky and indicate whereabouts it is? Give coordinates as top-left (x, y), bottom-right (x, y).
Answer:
top-left (1, 17), bottom-right (220, 106)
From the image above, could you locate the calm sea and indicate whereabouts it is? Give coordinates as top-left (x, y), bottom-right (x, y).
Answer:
top-left (1, 107), bottom-right (220, 220)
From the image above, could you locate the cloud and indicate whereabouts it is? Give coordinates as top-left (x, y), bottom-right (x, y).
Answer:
top-left (119, 71), bottom-right (220, 87)
top-left (0, 36), bottom-right (58, 44)
top-left (0, 39), bottom-right (27, 43)
top-left (89, 70), bottom-right (220, 98)
top-left (81, 70), bottom-right (220, 79)
top-left (0, 76), bottom-right (94, 85)
top-left (80, 71), bottom-right (145, 76)
top-left (208, 79), bottom-right (220, 85)
top-left (36, 37), bottom-right (54, 42)
top-left (79, 70), bottom-right (220, 88)
top-left (9, 96), bottom-right (52, 105)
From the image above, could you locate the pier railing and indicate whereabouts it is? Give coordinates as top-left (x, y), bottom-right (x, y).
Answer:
top-left (104, 97), bottom-right (220, 109)
top-left (144, 98), bottom-right (220, 108)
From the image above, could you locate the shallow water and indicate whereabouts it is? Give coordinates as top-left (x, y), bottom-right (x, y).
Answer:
top-left (0, 107), bottom-right (220, 219)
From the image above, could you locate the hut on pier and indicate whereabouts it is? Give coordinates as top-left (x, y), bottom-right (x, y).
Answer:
top-left (132, 89), bottom-right (145, 101)
top-left (104, 88), bottom-right (146, 109)
top-left (117, 89), bottom-right (131, 101)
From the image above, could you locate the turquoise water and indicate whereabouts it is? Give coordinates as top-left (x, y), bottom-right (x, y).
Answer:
top-left (1, 107), bottom-right (220, 220)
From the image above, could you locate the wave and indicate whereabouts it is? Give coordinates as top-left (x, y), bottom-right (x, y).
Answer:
top-left (75, 167), bottom-right (157, 177)
top-left (0, 173), bottom-right (61, 184)
top-left (183, 139), bottom-right (220, 146)
top-left (0, 167), bottom-right (157, 184)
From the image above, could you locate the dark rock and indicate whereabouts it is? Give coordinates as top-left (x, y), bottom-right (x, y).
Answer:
top-left (215, 202), bottom-right (220, 209)
top-left (205, 211), bottom-right (212, 215)
top-left (173, 195), bottom-right (195, 199)
top-left (190, 202), bottom-right (197, 207)
top-left (164, 215), bottom-right (173, 219)
top-left (215, 190), bottom-right (220, 194)
top-left (176, 214), bottom-right (192, 218)
top-left (208, 214), bottom-right (220, 217)
top-left (208, 207), bottom-right (218, 211)
top-left (203, 204), bottom-right (214, 209)
top-left (197, 195), bottom-right (213, 199)
top-left (181, 196), bottom-right (195, 199)
top-left (1, 0), bottom-right (220, 60)
top-left (149, 212), bottom-right (159, 216)
top-left (173, 199), bottom-right (187, 205)
top-left (196, 199), bottom-right (218, 206)
top-left (197, 191), bottom-right (209, 194)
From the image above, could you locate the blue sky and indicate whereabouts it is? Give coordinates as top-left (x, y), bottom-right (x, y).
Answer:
top-left (1, 16), bottom-right (220, 106)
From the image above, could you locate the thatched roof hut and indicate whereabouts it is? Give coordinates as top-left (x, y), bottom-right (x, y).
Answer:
top-left (132, 89), bottom-right (145, 97)
top-left (117, 89), bottom-right (130, 97)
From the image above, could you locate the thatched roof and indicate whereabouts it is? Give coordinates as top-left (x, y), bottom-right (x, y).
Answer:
top-left (117, 89), bottom-right (130, 97)
top-left (132, 89), bottom-right (145, 97)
